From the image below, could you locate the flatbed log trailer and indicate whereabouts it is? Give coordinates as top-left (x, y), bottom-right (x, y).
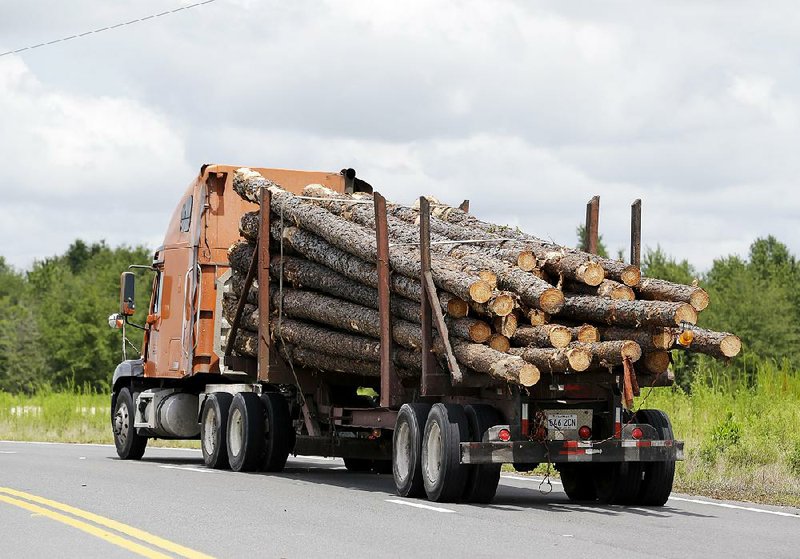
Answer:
top-left (109, 164), bottom-right (683, 505)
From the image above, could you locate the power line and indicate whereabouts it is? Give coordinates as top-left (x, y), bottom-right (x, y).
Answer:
top-left (0, 0), bottom-right (218, 58)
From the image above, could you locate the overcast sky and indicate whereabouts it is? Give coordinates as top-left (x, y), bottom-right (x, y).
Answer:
top-left (1, 1), bottom-right (798, 272)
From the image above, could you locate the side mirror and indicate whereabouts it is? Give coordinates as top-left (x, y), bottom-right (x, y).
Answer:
top-left (120, 272), bottom-right (136, 316)
top-left (108, 313), bottom-right (123, 329)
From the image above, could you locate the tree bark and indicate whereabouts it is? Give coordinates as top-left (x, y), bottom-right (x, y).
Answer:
top-left (558, 295), bottom-right (697, 327)
top-left (572, 341), bottom-right (642, 368)
top-left (427, 203), bottom-right (642, 286)
top-left (512, 325), bottom-right (572, 348)
top-left (675, 327), bottom-right (741, 359)
top-left (637, 277), bottom-right (709, 311)
top-left (601, 326), bottom-right (674, 351)
top-left (302, 185), bottom-right (564, 314)
top-left (508, 347), bottom-right (592, 373)
top-left (450, 339), bottom-right (540, 386)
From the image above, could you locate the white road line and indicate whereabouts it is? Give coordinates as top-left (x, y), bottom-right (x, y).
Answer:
top-left (0, 451), bottom-right (17, 454)
top-left (158, 465), bottom-right (218, 474)
top-left (386, 499), bottom-right (455, 513)
top-left (0, 440), bottom-right (201, 452)
top-left (501, 474), bottom-right (563, 485)
top-left (669, 496), bottom-right (800, 519)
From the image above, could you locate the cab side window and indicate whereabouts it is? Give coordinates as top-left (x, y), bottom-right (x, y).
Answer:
top-left (180, 196), bottom-right (193, 233)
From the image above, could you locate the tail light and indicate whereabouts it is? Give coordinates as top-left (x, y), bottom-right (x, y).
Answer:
top-left (498, 428), bottom-right (511, 441)
top-left (578, 425), bottom-right (592, 440)
top-left (631, 427), bottom-right (644, 440)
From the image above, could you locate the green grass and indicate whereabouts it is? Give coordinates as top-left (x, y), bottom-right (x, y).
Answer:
top-left (0, 386), bottom-right (197, 448)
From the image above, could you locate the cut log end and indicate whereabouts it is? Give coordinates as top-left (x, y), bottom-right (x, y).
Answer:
top-left (643, 351), bottom-right (671, 374)
top-left (489, 334), bottom-right (511, 353)
top-left (469, 280), bottom-right (494, 304)
top-left (621, 340), bottom-right (643, 362)
top-left (720, 335), bottom-right (742, 358)
top-left (493, 313), bottom-right (519, 338)
top-left (519, 364), bottom-right (541, 387)
top-left (612, 285), bottom-right (636, 301)
top-left (446, 298), bottom-right (469, 318)
top-left (489, 293), bottom-right (516, 317)
top-left (651, 329), bottom-right (674, 350)
top-left (516, 251), bottom-right (537, 272)
top-left (566, 348), bottom-right (592, 372)
top-left (576, 324), bottom-right (599, 343)
top-left (690, 289), bottom-right (710, 312)
top-left (468, 321), bottom-right (493, 344)
top-left (579, 261), bottom-right (605, 287)
top-left (527, 309), bottom-right (550, 326)
top-left (620, 265), bottom-right (641, 287)
top-left (548, 325), bottom-right (572, 349)
top-left (674, 304), bottom-right (698, 325)
top-left (539, 288), bottom-right (565, 314)
top-left (478, 270), bottom-right (498, 289)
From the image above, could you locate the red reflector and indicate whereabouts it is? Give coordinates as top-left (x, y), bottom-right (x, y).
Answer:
top-left (498, 428), bottom-right (511, 441)
top-left (578, 425), bottom-right (592, 440)
top-left (632, 427), bottom-right (644, 440)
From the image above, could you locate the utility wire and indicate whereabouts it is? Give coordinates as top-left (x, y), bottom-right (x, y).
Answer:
top-left (0, 0), bottom-right (218, 58)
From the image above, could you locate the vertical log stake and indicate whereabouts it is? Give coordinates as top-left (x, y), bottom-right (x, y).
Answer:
top-left (630, 199), bottom-right (642, 266)
top-left (257, 189), bottom-right (272, 381)
top-left (374, 192), bottom-right (402, 408)
top-left (458, 199), bottom-right (470, 213)
top-left (585, 195), bottom-right (600, 255)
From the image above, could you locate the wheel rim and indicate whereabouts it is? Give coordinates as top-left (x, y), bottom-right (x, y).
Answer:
top-left (424, 422), bottom-right (443, 485)
top-left (229, 408), bottom-right (244, 457)
top-left (202, 406), bottom-right (217, 455)
top-left (395, 422), bottom-right (412, 482)
top-left (113, 402), bottom-right (129, 446)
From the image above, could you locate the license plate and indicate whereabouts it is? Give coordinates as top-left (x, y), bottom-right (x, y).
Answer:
top-left (546, 414), bottom-right (578, 432)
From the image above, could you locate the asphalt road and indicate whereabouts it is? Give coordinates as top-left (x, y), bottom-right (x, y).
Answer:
top-left (1, 441), bottom-right (799, 558)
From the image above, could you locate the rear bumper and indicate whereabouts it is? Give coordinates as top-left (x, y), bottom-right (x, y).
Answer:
top-left (461, 439), bottom-right (684, 464)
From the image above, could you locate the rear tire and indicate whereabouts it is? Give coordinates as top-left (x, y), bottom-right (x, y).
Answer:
top-left (201, 392), bottom-right (233, 469)
top-left (558, 464), bottom-right (597, 501)
top-left (635, 409), bottom-right (676, 506)
top-left (227, 393), bottom-right (265, 472)
top-left (462, 405), bottom-right (502, 503)
top-left (393, 403), bottom-right (432, 498)
top-left (260, 392), bottom-right (294, 472)
top-left (112, 388), bottom-right (147, 460)
top-left (421, 403), bottom-right (469, 502)
top-left (594, 462), bottom-right (643, 505)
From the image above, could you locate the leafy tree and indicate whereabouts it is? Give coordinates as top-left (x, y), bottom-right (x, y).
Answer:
top-left (641, 246), bottom-right (697, 285)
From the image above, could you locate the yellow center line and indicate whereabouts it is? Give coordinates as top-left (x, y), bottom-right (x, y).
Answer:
top-left (0, 487), bottom-right (215, 559)
top-left (0, 494), bottom-right (171, 559)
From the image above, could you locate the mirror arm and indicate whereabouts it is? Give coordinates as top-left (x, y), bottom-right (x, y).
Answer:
top-left (124, 315), bottom-right (146, 331)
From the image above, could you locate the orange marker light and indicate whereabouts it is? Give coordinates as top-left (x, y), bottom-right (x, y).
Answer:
top-left (678, 329), bottom-right (694, 347)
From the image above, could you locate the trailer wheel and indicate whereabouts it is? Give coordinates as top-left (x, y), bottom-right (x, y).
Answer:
top-left (227, 393), bottom-right (266, 472)
top-left (421, 403), bottom-right (470, 502)
top-left (260, 392), bottom-right (294, 472)
top-left (393, 403), bottom-right (431, 498)
top-left (635, 409), bottom-right (676, 506)
top-left (558, 464), bottom-right (597, 501)
top-left (112, 388), bottom-right (147, 460)
top-left (462, 405), bottom-right (502, 503)
top-left (201, 392), bottom-right (233, 469)
top-left (594, 461), bottom-right (643, 505)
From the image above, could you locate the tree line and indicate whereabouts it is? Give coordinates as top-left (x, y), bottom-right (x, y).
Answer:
top-left (0, 234), bottom-right (797, 393)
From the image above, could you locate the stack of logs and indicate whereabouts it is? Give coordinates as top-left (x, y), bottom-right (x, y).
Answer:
top-left (224, 168), bottom-right (741, 392)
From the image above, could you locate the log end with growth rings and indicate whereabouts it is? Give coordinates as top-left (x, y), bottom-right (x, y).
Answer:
top-left (478, 270), bottom-right (498, 289)
top-left (720, 335), bottom-right (742, 358)
top-left (579, 261), bottom-right (605, 287)
top-left (469, 321), bottom-right (493, 344)
top-left (566, 348), bottom-right (592, 372)
top-left (690, 289), bottom-right (710, 312)
top-left (494, 314), bottom-right (519, 338)
top-left (540, 288), bottom-right (566, 314)
top-left (674, 304), bottom-right (698, 325)
top-left (446, 297), bottom-right (470, 318)
top-left (527, 309), bottom-right (550, 326)
top-left (620, 340), bottom-right (643, 362)
top-left (518, 364), bottom-right (541, 387)
top-left (489, 334), bottom-right (511, 353)
top-left (469, 280), bottom-right (495, 304)
top-left (612, 285), bottom-right (636, 301)
top-left (516, 251), bottom-right (537, 272)
top-left (643, 351), bottom-right (671, 374)
top-left (548, 325), bottom-right (572, 348)
top-left (576, 324), bottom-right (600, 343)
top-left (620, 265), bottom-right (642, 287)
top-left (651, 329), bottom-right (675, 350)
top-left (489, 293), bottom-right (516, 317)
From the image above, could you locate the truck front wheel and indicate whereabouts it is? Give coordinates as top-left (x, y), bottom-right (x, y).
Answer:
top-left (201, 392), bottom-right (233, 469)
top-left (421, 404), bottom-right (469, 502)
top-left (112, 388), bottom-right (147, 460)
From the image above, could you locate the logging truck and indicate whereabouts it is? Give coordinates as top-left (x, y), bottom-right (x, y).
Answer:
top-left (109, 163), bottom-right (684, 505)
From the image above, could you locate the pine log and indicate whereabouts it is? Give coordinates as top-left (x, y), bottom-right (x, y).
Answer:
top-left (235, 170), bottom-right (496, 305)
top-left (637, 277), bottom-right (709, 311)
top-left (568, 324), bottom-right (600, 343)
top-left (675, 327), bottom-right (741, 359)
top-left (494, 313), bottom-right (519, 338)
top-left (512, 325), bottom-right (572, 349)
top-left (572, 341), bottom-right (642, 368)
top-left (469, 292), bottom-right (516, 317)
top-left (427, 203), bottom-right (642, 286)
top-left (525, 309), bottom-right (550, 326)
top-left (565, 279), bottom-right (635, 301)
top-left (601, 326), bottom-right (674, 351)
top-left (450, 339), bottom-right (540, 386)
top-left (489, 334), bottom-right (511, 353)
top-left (508, 347), bottom-right (592, 373)
top-left (446, 297), bottom-right (469, 318)
top-left (228, 240), bottom-right (256, 275)
top-left (302, 185), bottom-right (564, 314)
top-left (558, 295), bottom-right (697, 327)
top-left (642, 351), bottom-right (671, 374)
